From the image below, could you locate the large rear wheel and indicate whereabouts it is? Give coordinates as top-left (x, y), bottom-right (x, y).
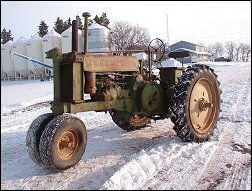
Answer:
top-left (171, 64), bottom-right (221, 142)
top-left (109, 110), bottom-right (151, 131)
top-left (39, 114), bottom-right (87, 171)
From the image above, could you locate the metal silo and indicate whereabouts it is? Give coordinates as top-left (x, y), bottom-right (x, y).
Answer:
top-left (88, 23), bottom-right (109, 53)
top-left (42, 30), bottom-right (62, 74)
top-left (12, 37), bottom-right (28, 79)
top-left (1, 44), bottom-right (3, 80)
top-left (26, 34), bottom-right (45, 79)
top-left (2, 40), bottom-right (15, 80)
top-left (61, 26), bottom-right (83, 53)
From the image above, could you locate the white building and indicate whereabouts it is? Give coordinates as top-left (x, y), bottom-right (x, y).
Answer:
top-left (88, 23), bottom-right (109, 53)
top-left (61, 26), bottom-right (83, 53)
top-left (26, 34), bottom-right (45, 79)
top-left (12, 37), bottom-right (28, 79)
top-left (42, 30), bottom-right (62, 74)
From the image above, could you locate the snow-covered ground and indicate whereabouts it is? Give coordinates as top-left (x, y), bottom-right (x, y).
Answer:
top-left (1, 61), bottom-right (251, 190)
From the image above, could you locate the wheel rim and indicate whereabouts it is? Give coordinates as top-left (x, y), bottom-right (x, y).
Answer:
top-left (57, 129), bottom-right (79, 160)
top-left (189, 78), bottom-right (217, 133)
top-left (130, 115), bottom-right (147, 124)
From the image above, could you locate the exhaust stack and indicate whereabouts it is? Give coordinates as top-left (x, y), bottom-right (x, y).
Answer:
top-left (82, 12), bottom-right (91, 55)
top-left (72, 19), bottom-right (78, 52)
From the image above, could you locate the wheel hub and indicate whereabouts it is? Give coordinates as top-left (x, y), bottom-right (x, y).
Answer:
top-left (189, 78), bottom-right (217, 133)
top-left (198, 98), bottom-right (213, 111)
top-left (130, 115), bottom-right (147, 123)
top-left (57, 129), bottom-right (78, 160)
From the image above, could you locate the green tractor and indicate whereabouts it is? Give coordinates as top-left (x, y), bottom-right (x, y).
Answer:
top-left (26, 12), bottom-right (221, 171)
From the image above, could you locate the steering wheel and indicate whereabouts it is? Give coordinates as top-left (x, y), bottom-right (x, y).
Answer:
top-left (148, 38), bottom-right (165, 62)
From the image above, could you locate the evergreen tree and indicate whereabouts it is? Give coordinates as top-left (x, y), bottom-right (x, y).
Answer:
top-left (1, 28), bottom-right (14, 44)
top-left (94, 15), bottom-right (100, 24)
top-left (88, 19), bottom-right (94, 26)
top-left (76, 16), bottom-right (83, 30)
top-left (93, 13), bottom-right (110, 28)
top-left (99, 12), bottom-right (110, 28)
top-left (37, 20), bottom-right (49, 37)
top-left (54, 17), bottom-right (65, 34)
top-left (63, 17), bottom-right (72, 31)
top-left (66, 17), bottom-right (72, 28)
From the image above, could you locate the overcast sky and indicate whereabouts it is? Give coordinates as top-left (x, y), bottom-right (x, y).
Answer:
top-left (1, 1), bottom-right (251, 46)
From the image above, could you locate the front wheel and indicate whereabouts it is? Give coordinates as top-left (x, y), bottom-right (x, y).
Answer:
top-left (39, 114), bottom-right (87, 171)
top-left (171, 64), bottom-right (221, 142)
top-left (26, 113), bottom-right (54, 166)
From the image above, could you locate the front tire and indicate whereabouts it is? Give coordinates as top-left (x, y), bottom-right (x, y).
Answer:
top-left (39, 114), bottom-right (87, 171)
top-left (171, 64), bottom-right (221, 142)
top-left (26, 113), bottom-right (54, 166)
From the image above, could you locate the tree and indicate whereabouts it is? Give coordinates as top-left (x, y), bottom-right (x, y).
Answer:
top-left (109, 21), bottom-right (150, 54)
top-left (205, 44), bottom-right (214, 53)
top-left (66, 17), bottom-right (72, 28)
top-left (234, 43), bottom-right (241, 61)
top-left (99, 12), bottom-right (110, 28)
top-left (37, 20), bottom-right (49, 37)
top-left (239, 43), bottom-right (247, 61)
top-left (94, 15), bottom-right (100, 24)
top-left (1, 28), bottom-right (13, 44)
top-left (76, 16), bottom-right (83, 30)
top-left (53, 17), bottom-right (65, 34)
top-left (88, 19), bottom-right (94, 26)
top-left (212, 42), bottom-right (224, 56)
top-left (63, 17), bottom-right (72, 31)
top-left (54, 17), bottom-right (73, 34)
top-left (244, 43), bottom-right (251, 61)
top-left (93, 13), bottom-right (110, 28)
top-left (225, 41), bottom-right (236, 61)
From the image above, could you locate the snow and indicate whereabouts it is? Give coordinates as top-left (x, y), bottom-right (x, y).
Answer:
top-left (160, 58), bottom-right (186, 67)
top-left (1, 61), bottom-right (251, 190)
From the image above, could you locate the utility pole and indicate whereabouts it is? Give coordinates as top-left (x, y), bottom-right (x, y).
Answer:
top-left (166, 12), bottom-right (170, 52)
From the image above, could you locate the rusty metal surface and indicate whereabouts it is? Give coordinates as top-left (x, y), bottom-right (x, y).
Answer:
top-left (69, 99), bottom-right (134, 113)
top-left (83, 55), bottom-right (139, 72)
top-left (82, 12), bottom-right (91, 55)
top-left (72, 20), bottom-right (78, 52)
top-left (84, 72), bottom-right (96, 94)
top-left (61, 52), bottom-right (84, 63)
top-left (59, 62), bottom-right (84, 102)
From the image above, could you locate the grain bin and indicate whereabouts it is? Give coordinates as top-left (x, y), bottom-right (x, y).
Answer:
top-left (61, 26), bottom-right (83, 53)
top-left (26, 34), bottom-right (45, 79)
top-left (2, 40), bottom-right (15, 80)
top-left (1, 44), bottom-right (3, 80)
top-left (42, 30), bottom-right (62, 74)
top-left (88, 23), bottom-right (109, 53)
top-left (12, 37), bottom-right (28, 79)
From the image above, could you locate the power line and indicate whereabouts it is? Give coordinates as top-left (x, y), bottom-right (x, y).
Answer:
top-left (166, 12), bottom-right (170, 51)
top-left (233, 36), bottom-right (251, 42)
top-left (170, 29), bottom-right (251, 42)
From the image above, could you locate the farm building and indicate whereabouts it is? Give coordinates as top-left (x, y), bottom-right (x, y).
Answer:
top-left (169, 40), bottom-right (211, 63)
top-left (1, 23), bottom-right (110, 81)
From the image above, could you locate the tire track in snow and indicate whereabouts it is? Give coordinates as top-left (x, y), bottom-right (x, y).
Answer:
top-left (191, 125), bottom-right (251, 190)
top-left (223, 153), bottom-right (251, 190)
top-left (101, 140), bottom-right (215, 190)
top-left (1, 101), bottom-right (51, 117)
top-left (190, 131), bottom-right (234, 189)
top-left (219, 65), bottom-right (251, 124)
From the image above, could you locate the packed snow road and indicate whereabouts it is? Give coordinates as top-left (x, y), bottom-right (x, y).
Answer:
top-left (1, 62), bottom-right (251, 190)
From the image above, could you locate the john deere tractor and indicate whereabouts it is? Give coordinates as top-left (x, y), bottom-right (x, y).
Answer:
top-left (26, 12), bottom-right (221, 171)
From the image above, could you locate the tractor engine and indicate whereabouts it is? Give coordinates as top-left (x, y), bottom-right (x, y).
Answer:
top-left (90, 74), bottom-right (124, 102)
